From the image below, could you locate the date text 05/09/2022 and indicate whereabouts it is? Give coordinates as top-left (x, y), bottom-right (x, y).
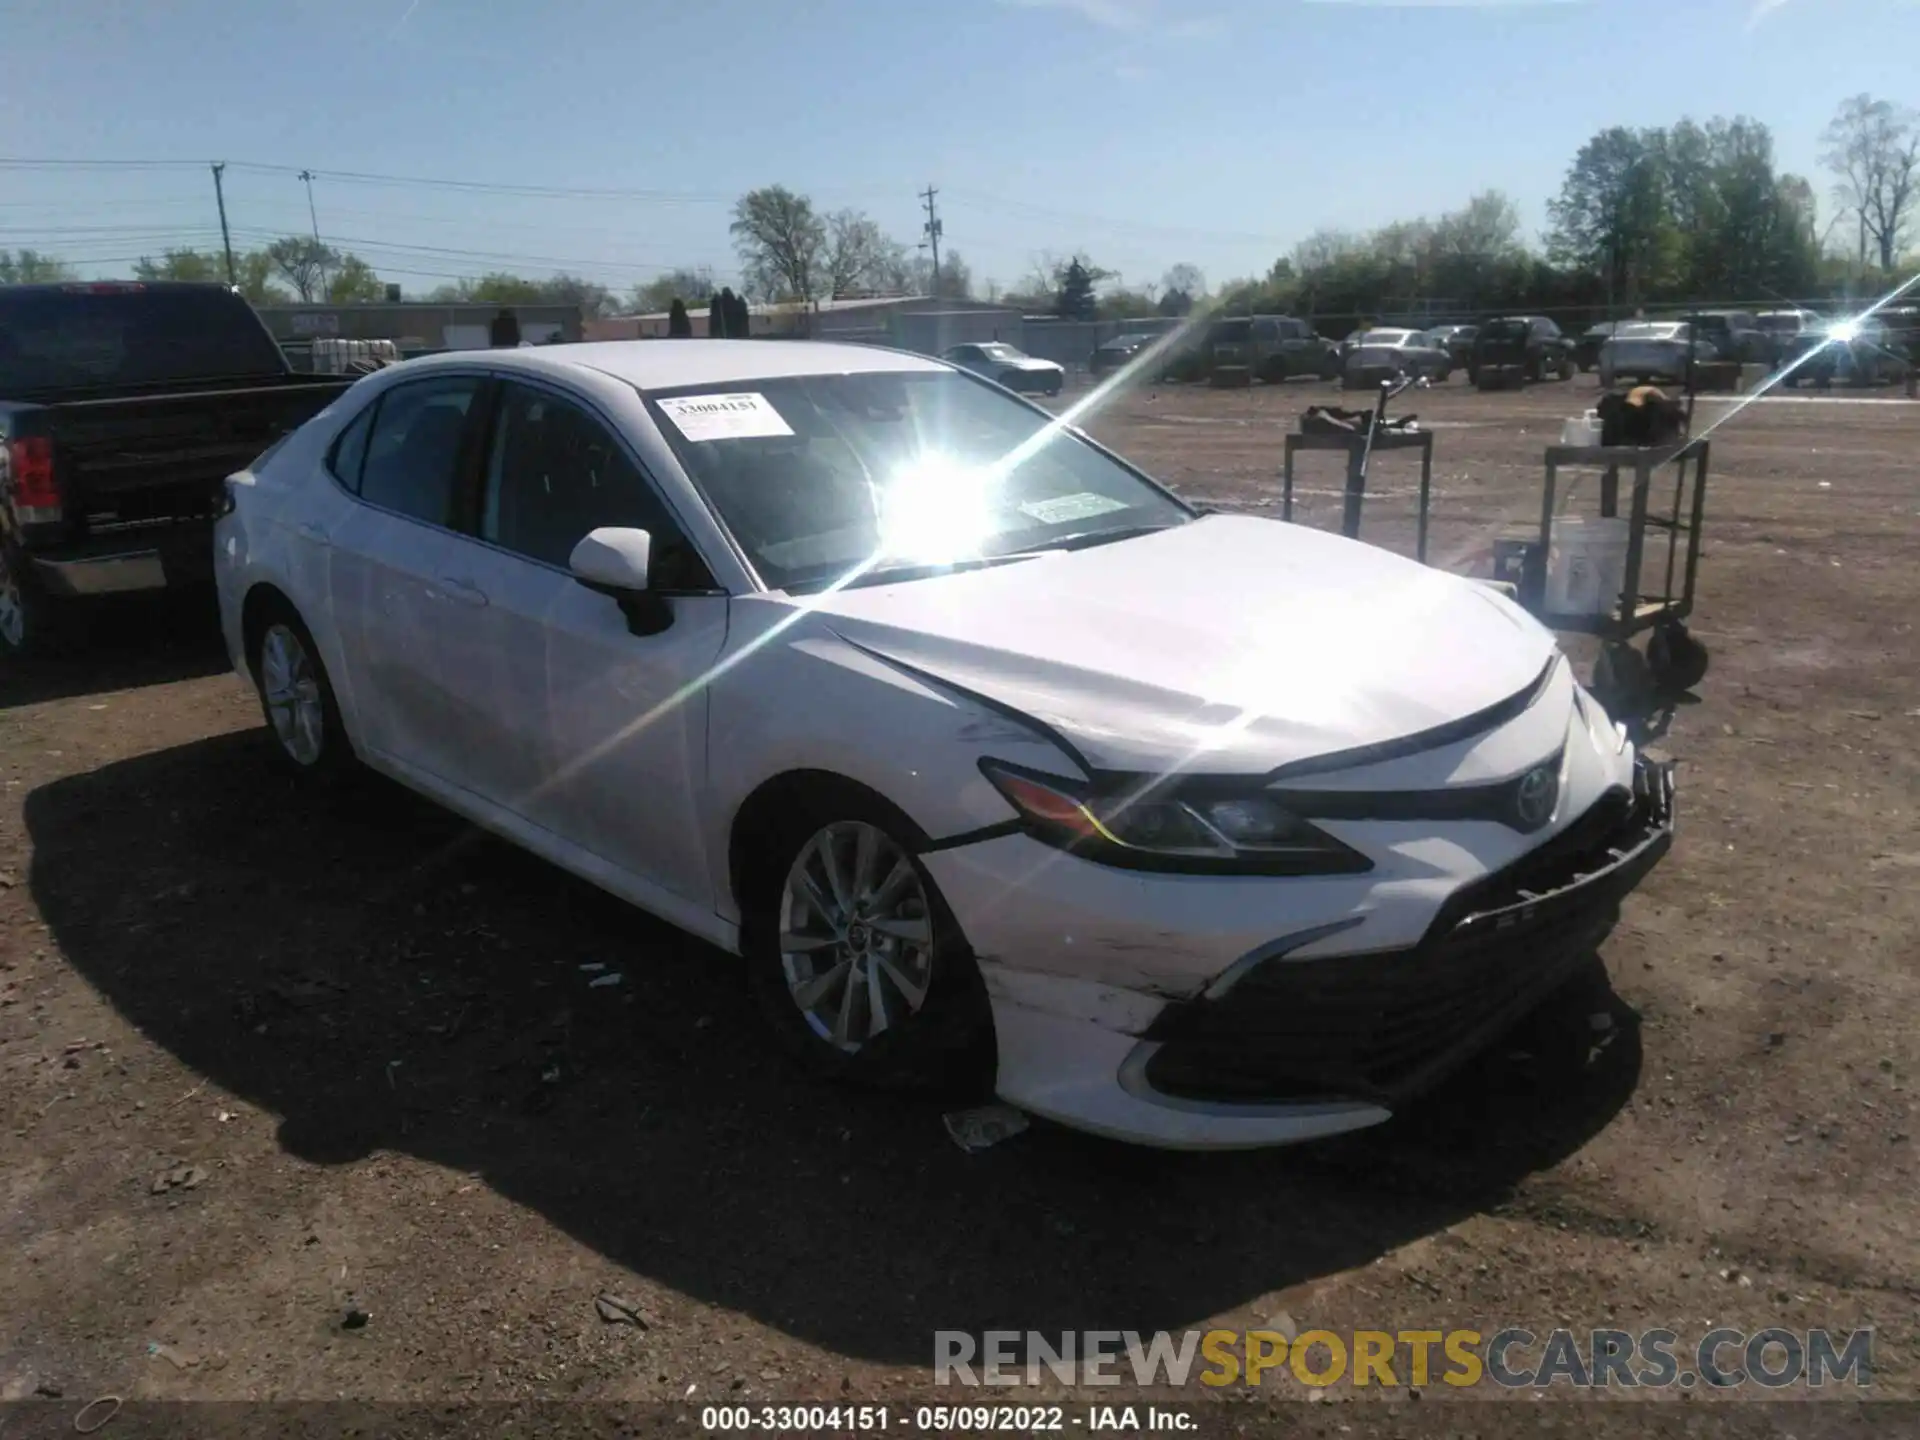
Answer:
top-left (699, 1404), bottom-right (1196, 1432)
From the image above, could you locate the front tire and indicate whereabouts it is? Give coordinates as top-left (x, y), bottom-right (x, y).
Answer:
top-left (246, 601), bottom-right (355, 784)
top-left (744, 798), bottom-right (992, 1094)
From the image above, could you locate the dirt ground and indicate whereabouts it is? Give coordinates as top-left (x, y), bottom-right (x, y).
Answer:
top-left (0, 371), bottom-right (1915, 1427)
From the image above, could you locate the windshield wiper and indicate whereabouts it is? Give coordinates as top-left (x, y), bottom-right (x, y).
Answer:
top-left (1007, 522), bottom-right (1179, 555)
top-left (791, 552), bottom-right (1044, 594)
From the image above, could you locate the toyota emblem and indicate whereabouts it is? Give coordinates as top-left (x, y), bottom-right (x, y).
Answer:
top-left (1514, 766), bottom-right (1559, 829)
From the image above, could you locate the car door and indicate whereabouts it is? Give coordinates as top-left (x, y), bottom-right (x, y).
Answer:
top-left (322, 371), bottom-right (490, 779)
top-left (426, 376), bottom-right (730, 907)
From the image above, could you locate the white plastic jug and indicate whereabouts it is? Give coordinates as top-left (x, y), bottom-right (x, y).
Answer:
top-left (1559, 410), bottom-right (1603, 448)
top-left (1545, 516), bottom-right (1631, 617)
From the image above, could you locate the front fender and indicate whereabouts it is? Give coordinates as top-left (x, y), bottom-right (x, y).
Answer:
top-left (703, 598), bottom-right (1071, 924)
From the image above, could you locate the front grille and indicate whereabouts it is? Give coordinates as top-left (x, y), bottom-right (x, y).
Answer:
top-left (1142, 769), bottom-right (1671, 1107)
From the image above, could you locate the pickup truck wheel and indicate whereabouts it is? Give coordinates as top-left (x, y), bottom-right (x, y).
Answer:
top-left (248, 606), bottom-right (353, 783)
top-left (0, 544), bottom-right (67, 661)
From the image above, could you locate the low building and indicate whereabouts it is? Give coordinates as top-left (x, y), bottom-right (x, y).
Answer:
top-left (255, 302), bottom-right (586, 354)
top-left (584, 295), bottom-right (1024, 355)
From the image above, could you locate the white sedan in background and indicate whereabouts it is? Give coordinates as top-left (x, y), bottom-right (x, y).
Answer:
top-left (215, 341), bottom-right (1673, 1149)
top-left (943, 341), bottom-right (1065, 395)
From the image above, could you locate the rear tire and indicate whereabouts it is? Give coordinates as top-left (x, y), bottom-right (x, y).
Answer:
top-left (742, 792), bottom-right (994, 1096)
top-left (245, 599), bottom-right (356, 786)
top-left (0, 542), bottom-right (69, 661)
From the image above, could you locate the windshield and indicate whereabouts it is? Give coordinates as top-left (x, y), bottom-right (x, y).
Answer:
top-left (1358, 330), bottom-right (1413, 346)
top-left (648, 371), bottom-right (1192, 592)
top-left (0, 285), bottom-right (288, 395)
top-left (1211, 320), bottom-right (1251, 343)
top-left (1614, 323), bottom-right (1687, 341)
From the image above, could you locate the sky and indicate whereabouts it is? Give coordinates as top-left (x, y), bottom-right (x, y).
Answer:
top-left (2, 0), bottom-right (1916, 301)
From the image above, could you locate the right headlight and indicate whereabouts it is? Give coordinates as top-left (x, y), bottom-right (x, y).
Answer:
top-left (979, 759), bottom-right (1372, 877)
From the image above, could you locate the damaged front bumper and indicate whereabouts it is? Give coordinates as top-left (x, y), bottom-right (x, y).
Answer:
top-left (930, 758), bottom-right (1675, 1150)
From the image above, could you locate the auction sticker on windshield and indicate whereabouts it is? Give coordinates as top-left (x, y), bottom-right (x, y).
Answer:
top-left (1018, 492), bottom-right (1131, 526)
top-left (656, 392), bottom-right (794, 441)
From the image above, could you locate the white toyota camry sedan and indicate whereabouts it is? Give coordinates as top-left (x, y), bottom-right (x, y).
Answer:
top-left (214, 340), bottom-right (1674, 1149)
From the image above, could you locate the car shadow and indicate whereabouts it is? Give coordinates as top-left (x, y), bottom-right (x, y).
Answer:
top-left (25, 731), bottom-right (1643, 1365)
top-left (0, 589), bottom-right (232, 711)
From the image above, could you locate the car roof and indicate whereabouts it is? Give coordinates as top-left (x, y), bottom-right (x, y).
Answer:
top-left (397, 339), bottom-right (949, 392)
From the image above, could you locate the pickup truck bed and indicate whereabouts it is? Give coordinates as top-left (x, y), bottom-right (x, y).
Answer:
top-left (1, 282), bottom-right (356, 657)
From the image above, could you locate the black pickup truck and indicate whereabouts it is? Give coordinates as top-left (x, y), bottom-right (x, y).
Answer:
top-left (0, 281), bottom-right (354, 657)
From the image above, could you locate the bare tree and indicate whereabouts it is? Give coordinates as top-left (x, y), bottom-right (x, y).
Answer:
top-left (1823, 94), bottom-right (1920, 271)
top-left (821, 210), bottom-right (907, 297)
top-left (729, 186), bottom-right (825, 302)
top-left (265, 236), bottom-right (341, 303)
top-left (1431, 190), bottom-right (1523, 259)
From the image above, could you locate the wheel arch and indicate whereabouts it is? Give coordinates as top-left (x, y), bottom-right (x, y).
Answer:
top-left (727, 768), bottom-right (936, 925)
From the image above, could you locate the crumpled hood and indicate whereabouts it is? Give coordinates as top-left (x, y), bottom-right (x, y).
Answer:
top-left (800, 514), bottom-right (1558, 775)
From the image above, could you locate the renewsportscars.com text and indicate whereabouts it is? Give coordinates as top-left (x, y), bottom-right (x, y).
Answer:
top-left (934, 1327), bottom-right (1872, 1390)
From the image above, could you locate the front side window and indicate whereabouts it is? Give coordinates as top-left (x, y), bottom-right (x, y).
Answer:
top-left (480, 382), bottom-right (708, 586)
top-left (649, 370), bottom-right (1192, 593)
top-left (357, 376), bottom-right (481, 526)
top-left (1251, 320), bottom-right (1279, 342)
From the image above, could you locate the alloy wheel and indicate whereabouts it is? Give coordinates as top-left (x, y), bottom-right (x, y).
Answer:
top-left (778, 820), bottom-right (935, 1053)
top-left (259, 622), bottom-right (326, 766)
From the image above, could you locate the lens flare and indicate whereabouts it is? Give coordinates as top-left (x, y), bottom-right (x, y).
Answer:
top-left (876, 453), bottom-right (1001, 565)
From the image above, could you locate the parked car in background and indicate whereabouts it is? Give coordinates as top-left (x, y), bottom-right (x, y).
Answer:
top-left (1089, 332), bottom-right (1161, 379)
top-left (214, 338), bottom-right (1671, 1150)
top-left (1425, 324), bottom-right (1479, 369)
top-left (1343, 328), bottom-right (1454, 387)
top-left (1597, 321), bottom-right (1718, 389)
top-left (1681, 310), bottom-right (1768, 366)
top-left (1574, 320), bottom-right (1637, 372)
top-left (1781, 317), bottom-right (1905, 387)
top-left (1469, 316), bottom-right (1576, 384)
top-left (1755, 308), bottom-right (1820, 363)
top-left (944, 342), bottom-right (1064, 396)
top-left (0, 281), bottom-right (354, 658)
top-left (1209, 315), bottom-right (1339, 382)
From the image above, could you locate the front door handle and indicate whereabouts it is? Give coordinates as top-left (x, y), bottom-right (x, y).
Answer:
top-left (297, 521), bottom-right (331, 547)
top-left (436, 575), bottom-right (489, 608)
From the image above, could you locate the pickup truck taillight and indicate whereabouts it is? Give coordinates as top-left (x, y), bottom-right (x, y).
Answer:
top-left (6, 436), bottom-right (61, 524)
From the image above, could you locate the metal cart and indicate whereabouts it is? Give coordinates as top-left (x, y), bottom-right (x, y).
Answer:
top-left (1521, 439), bottom-right (1712, 704)
top-left (1281, 425), bottom-right (1436, 562)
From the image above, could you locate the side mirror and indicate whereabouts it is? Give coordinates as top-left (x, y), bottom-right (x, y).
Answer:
top-left (569, 527), bottom-right (672, 636)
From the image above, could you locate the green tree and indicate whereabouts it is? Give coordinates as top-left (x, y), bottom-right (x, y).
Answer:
top-left (1054, 256), bottom-right (1100, 320)
top-left (708, 290), bottom-right (726, 338)
top-left (0, 248), bottom-right (76, 283)
top-left (630, 268), bottom-right (716, 314)
top-left (730, 185), bottom-right (825, 301)
top-left (134, 248), bottom-right (225, 283)
top-left (728, 290), bottom-right (751, 338)
top-left (1547, 127), bottom-right (1676, 307)
top-left (325, 254), bottom-right (386, 303)
top-left (668, 298), bottom-right (693, 337)
top-left (235, 251), bottom-right (291, 304)
top-left (1823, 94), bottom-right (1920, 271)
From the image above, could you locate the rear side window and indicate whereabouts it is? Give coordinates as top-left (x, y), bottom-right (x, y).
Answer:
top-left (357, 376), bottom-right (481, 526)
top-left (1252, 320), bottom-right (1278, 341)
top-left (327, 405), bottom-right (375, 491)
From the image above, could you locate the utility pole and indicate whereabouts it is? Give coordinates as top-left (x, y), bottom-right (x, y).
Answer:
top-left (919, 185), bottom-right (943, 297)
top-left (298, 170), bottom-right (322, 245)
top-left (211, 162), bottom-right (236, 286)
top-left (299, 169), bottom-right (329, 298)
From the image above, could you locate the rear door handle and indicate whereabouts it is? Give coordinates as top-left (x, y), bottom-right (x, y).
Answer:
top-left (436, 575), bottom-right (489, 608)
top-left (297, 521), bottom-right (331, 546)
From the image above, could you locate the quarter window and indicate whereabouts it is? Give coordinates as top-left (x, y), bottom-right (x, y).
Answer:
top-left (327, 405), bottom-right (375, 491)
